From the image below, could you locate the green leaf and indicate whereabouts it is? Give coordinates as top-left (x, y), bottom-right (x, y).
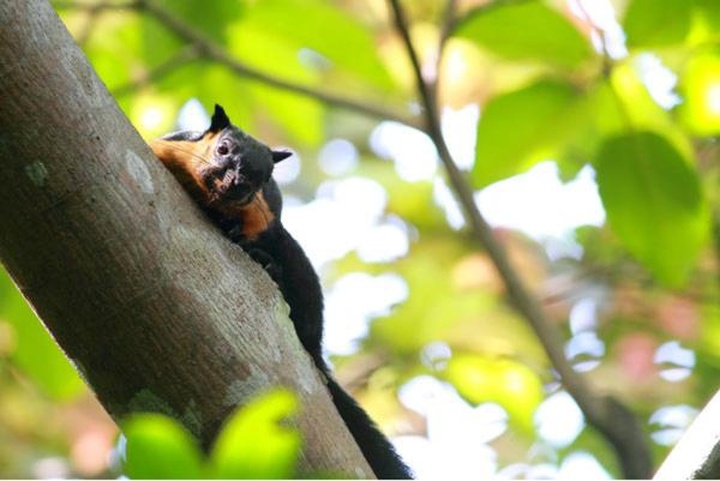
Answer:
top-left (453, 1), bottom-right (592, 68)
top-left (226, 20), bottom-right (324, 146)
top-left (472, 79), bottom-right (584, 187)
top-left (0, 269), bottom-right (84, 401)
top-left (623, 0), bottom-right (692, 48)
top-left (122, 413), bottom-right (204, 479)
top-left (151, 0), bottom-right (245, 44)
top-left (80, 11), bottom-right (143, 91)
top-left (237, 0), bottom-right (394, 91)
top-left (677, 52), bottom-right (720, 136)
top-left (210, 389), bottom-right (301, 479)
top-left (248, 83), bottom-right (324, 147)
top-left (445, 354), bottom-right (543, 434)
top-left (594, 132), bottom-right (709, 287)
top-left (692, 0), bottom-right (720, 44)
top-left (587, 63), bottom-right (694, 159)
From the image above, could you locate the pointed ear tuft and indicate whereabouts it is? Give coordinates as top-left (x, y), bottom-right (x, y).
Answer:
top-left (208, 104), bottom-right (231, 133)
top-left (272, 150), bottom-right (292, 163)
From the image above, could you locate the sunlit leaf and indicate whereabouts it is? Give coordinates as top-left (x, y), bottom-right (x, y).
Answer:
top-left (592, 62), bottom-right (694, 159)
top-left (138, 14), bottom-right (184, 71)
top-left (690, 0), bottom-right (720, 45)
top-left (122, 413), bottom-right (204, 479)
top-left (236, 0), bottom-right (394, 91)
top-left (472, 79), bottom-right (585, 187)
top-left (0, 269), bottom-right (84, 401)
top-left (249, 84), bottom-right (324, 147)
top-left (594, 132), bottom-right (709, 286)
top-left (129, 92), bottom-right (181, 139)
top-left (226, 21), bottom-right (324, 145)
top-left (445, 354), bottom-right (544, 433)
top-left (151, 0), bottom-right (244, 44)
top-left (623, 0), bottom-right (692, 47)
top-left (370, 240), bottom-right (547, 368)
top-left (162, 65), bottom-right (258, 136)
top-left (210, 389), bottom-right (300, 479)
top-left (677, 52), bottom-right (720, 136)
top-left (79, 11), bottom-right (143, 91)
top-left (453, 1), bottom-right (592, 68)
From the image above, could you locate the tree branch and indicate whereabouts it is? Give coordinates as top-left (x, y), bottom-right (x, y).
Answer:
top-left (138, 0), bottom-right (419, 127)
top-left (654, 389), bottom-right (720, 479)
top-left (0, 0), bottom-right (375, 477)
top-left (112, 45), bottom-right (202, 97)
top-left (386, 0), bottom-right (651, 477)
top-left (57, 0), bottom-right (420, 128)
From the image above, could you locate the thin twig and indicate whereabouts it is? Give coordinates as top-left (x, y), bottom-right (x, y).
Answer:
top-left (55, 0), bottom-right (420, 127)
top-left (386, 0), bottom-right (651, 477)
top-left (428, 0), bottom-right (457, 104)
top-left (135, 0), bottom-right (420, 128)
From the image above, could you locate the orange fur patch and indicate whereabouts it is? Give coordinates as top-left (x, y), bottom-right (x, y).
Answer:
top-left (149, 132), bottom-right (219, 208)
top-left (216, 191), bottom-right (275, 240)
top-left (150, 134), bottom-right (275, 240)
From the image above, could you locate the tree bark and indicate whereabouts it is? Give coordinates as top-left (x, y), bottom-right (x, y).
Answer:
top-left (0, 0), bottom-right (373, 477)
top-left (654, 390), bottom-right (720, 480)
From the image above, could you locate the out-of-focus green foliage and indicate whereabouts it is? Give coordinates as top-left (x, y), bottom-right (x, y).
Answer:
top-left (595, 131), bottom-right (708, 286)
top-left (2, 0), bottom-right (720, 477)
top-left (473, 79), bottom-right (585, 187)
top-left (123, 389), bottom-right (300, 479)
top-left (0, 269), bottom-right (84, 400)
top-left (123, 414), bottom-right (205, 479)
top-left (453, 1), bottom-right (592, 68)
top-left (622, 0), bottom-right (692, 47)
top-left (209, 389), bottom-right (300, 479)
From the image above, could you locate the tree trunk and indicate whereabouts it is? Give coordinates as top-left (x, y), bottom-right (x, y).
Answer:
top-left (0, 0), bottom-right (374, 477)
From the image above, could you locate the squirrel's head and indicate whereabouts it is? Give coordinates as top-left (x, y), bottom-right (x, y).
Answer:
top-left (198, 104), bottom-right (291, 205)
top-left (151, 104), bottom-right (291, 208)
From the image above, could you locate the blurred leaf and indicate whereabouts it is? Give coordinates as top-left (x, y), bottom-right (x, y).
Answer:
top-left (129, 92), bottom-right (182, 139)
top-left (690, 0), bottom-right (720, 44)
top-left (623, 0), bottom-right (692, 48)
top-left (472, 79), bottom-right (585, 187)
top-left (594, 131), bottom-right (709, 286)
top-left (453, 1), bottom-right (592, 69)
top-left (237, 0), bottom-right (394, 91)
top-left (139, 14), bottom-right (184, 71)
top-left (444, 354), bottom-right (544, 433)
top-left (592, 62), bottom-right (694, 158)
top-left (384, 179), bottom-right (447, 232)
top-left (123, 413), bottom-right (204, 479)
top-left (151, 0), bottom-right (244, 44)
top-left (80, 11), bottom-right (143, 91)
top-left (160, 64), bottom-right (258, 135)
top-left (210, 389), bottom-right (300, 479)
top-left (370, 240), bottom-right (547, 368)
top-left (249, 83), bottom-right (324, 147)
top-left (677, 51), bottom-right (720, 136)
top-left (226, 21), bottom-right (324, 145)
top-left (0, 269), bottom-right (84, 401)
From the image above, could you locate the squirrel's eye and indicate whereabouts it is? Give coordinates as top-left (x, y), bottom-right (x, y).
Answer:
top-left (216, 141), bottom-right (230, 156)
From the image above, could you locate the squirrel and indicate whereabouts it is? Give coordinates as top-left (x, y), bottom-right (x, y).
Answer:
top-left (149, 104), bottom-right (412, 479)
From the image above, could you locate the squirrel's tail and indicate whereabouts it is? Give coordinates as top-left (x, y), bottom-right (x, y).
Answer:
top-left (325, 375), bottom-right (413, 479)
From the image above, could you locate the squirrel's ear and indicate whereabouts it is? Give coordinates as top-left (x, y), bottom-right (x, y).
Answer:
top-left (272, 150), bottom-right (292, 163)
top-left (208, 104), bottom-right (231, 133)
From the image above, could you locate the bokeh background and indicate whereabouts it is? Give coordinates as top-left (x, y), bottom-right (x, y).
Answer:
top-left (2, 0), bottom-right (720, 478)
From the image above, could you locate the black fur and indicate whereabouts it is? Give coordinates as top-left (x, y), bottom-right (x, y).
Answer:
top-left (239, 188), bottom-right (412, 480)
top-left (157, 106), bottom-right (412, 479)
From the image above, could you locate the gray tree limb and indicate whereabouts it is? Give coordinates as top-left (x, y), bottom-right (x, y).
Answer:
top-left (0, 0), bottom-right (373, 477)
top-left (654, 390), bottom-right (720, 480)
